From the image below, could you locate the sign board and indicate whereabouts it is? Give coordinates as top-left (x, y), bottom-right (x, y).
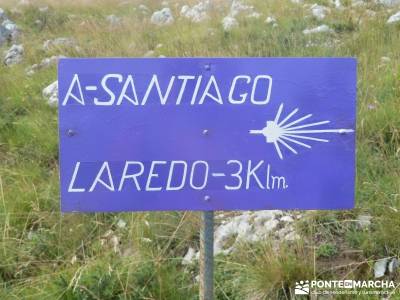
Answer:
top-left (58, 58), bottom-right (356, 212)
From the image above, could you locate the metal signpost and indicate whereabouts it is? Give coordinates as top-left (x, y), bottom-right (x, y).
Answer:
top-left (58, 58), bottom-right (356, 299)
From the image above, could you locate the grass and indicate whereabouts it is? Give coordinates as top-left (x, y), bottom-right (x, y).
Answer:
top-left (0, 0), bottom-right (400, 299)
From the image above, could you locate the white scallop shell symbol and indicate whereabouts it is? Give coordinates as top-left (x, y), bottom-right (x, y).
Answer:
top-left (249, 103), bottom-right (354, 160)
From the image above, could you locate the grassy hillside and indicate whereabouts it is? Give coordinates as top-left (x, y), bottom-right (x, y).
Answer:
top-left (0, 0), bottom-right (399, 299)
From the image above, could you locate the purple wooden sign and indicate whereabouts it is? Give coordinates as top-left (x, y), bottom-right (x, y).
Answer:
top-left (58, 58), bottom-right (356, 212)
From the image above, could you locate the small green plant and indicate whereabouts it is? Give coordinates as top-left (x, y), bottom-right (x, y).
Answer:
top-left (317, 243), bottom-right (338, 258)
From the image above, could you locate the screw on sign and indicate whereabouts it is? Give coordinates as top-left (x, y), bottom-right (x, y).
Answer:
top-left (58, 58), bottom-right (356, 299)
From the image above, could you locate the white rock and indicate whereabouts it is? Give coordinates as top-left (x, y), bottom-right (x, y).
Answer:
top-left (253, 210), bottom-right (280, 226)
top-left (263, 219), bottom-right (280, 231)
top-left (26, 68), bottom-right (35, 76)
top-left (214, 210), bottom-right (296, 255)
top-left (352, 0), bottom-right (366, 7)
top-left (276, 226), bottom-right (292, 240)
top-left (42, 81), bottom-right (58, 106)
top-left (27, 230), bottom-right (35, 240)
top-left (303, 24), bottom-right (333, 34)
top-left (70, 255), bottom-right (77, 265)
top-left (291, 0), bottom-right (304, 3)
top-left (110, 235), bottom-right (120, 254)
top-left (374, 258), bottom-right (389, 278)
top-left (0, 8), bottom-right (6, 22)
top-left (265, 16), bottom-right (276, 24)
top-left (39, 6), bottom-right (48, 12)
top-left (116, 219), bottom-right (126, 228)
top-left (3, 44), bottom-right (23, 65)
top-left (18, 0), bottom-right (30, 6)
top-left (310, 4), bottom-right (330, 20)
top-left (284, 231), bottom-right (300, 241)
top-left (1, 19), bottom-right (18, 43)
top-left (387, 11), bottom-right (400, 23)
top-left (230, 0), bottom-right (253, 17)
top-left (388, 258), bottom-right (399, 273)
top-left (2, 19), bottom-right (16, 31)
top-left (143, 50), bottom-right (155, 57)
top-left (150, 8), bottom-right (174, 26)
top-left (214, 213), bottom-right (252, 254)
top-left (181, 4), bottom-right (191, 16)
top-left (185, 211), bottom-right (299, 260)
top-left (281, 215), bottom-right (294, 223)
top-left (332, 0), bottom-right (342, 8)
top-left (247, 11), bottom-right (261, 19)
top-left (43, 37), bottom-right (76, 51)
top-left (138, 4), bottom-right (150, 15)
top-left (106, 14), bottom-right (121, 26)
top-left (26, 55), bottom-right (65, 75)
top-left (180, 1), bottom-right (210, 23)
top-left (222, 16), bottom-right (238, 31)
top-left (306, 40), bottom-right (317, 48)
top-left (365, 9), bottom-right (377, 17)
top-left (40, 54), bottom-right (65, 66)
top-left (356, 215), bottom-right (372, 228)
top-left (181, 5), bottom-right (189, 15)
top-left (377, 0), bottom-right (400, 6)
top-left (34, 19), bottom-right (43, 27)
top-left (182, 247), bottom-right (196, 265)
top-left (0, 26), bottom-right (10, 46)
top-left (381, 56), bottom-right (391, 63)
top-left (118, 0), bottom-right (132, 6)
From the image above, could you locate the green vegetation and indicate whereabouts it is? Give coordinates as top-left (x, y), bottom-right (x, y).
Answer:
top-left (317, 243), bottom-right (338, 258)
top-left (0, 0), bottom-right (399, 299)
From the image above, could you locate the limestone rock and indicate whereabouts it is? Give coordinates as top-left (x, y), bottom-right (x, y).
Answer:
top-left (42, 81), bottom-right (58, 106)
top-left (388, 258), bottom-right (399, 274)
top-left (310, 4), bottom-right (330, 20)
top-left (303, 24), bottom-right (334, 34)
top-left (182, 247), bottom-right (196, 265)
top-left (230, 0), bottom-right (253, 17)
top-left (26, 55), bottom-right (65, 76)
top-left (138, 4), bottom-right (150, 15)
top-left (3, 44), bottom-right (23, 66)
top-left (222, 16), bottom-right (238, 31)
top-left (180, 1), bottom-right (210, 23)
top-left (377, 0), bottom-right (400, 6)
top-left (43, 37), bottom-right (77, 52)
top-left (106, 14), bottom-right (121, 26)
top-left (374, 258), bottom-right (389, 278)
top-left (0, 8), bottom-right (7, 22)
top-left (150, 8), bottom-right (174, 26)
top-left (356, 214), bottom-right (372, 229)
top-left (387, 11), bottom-right (400, 23)
top-left (0, 19), bottom-right (18, 45)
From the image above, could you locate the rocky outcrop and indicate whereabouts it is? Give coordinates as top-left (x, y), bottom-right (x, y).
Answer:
top-left (150, 8), bottom-right (174, 26)
top-left (3, 44), bottom-right (23, 66)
